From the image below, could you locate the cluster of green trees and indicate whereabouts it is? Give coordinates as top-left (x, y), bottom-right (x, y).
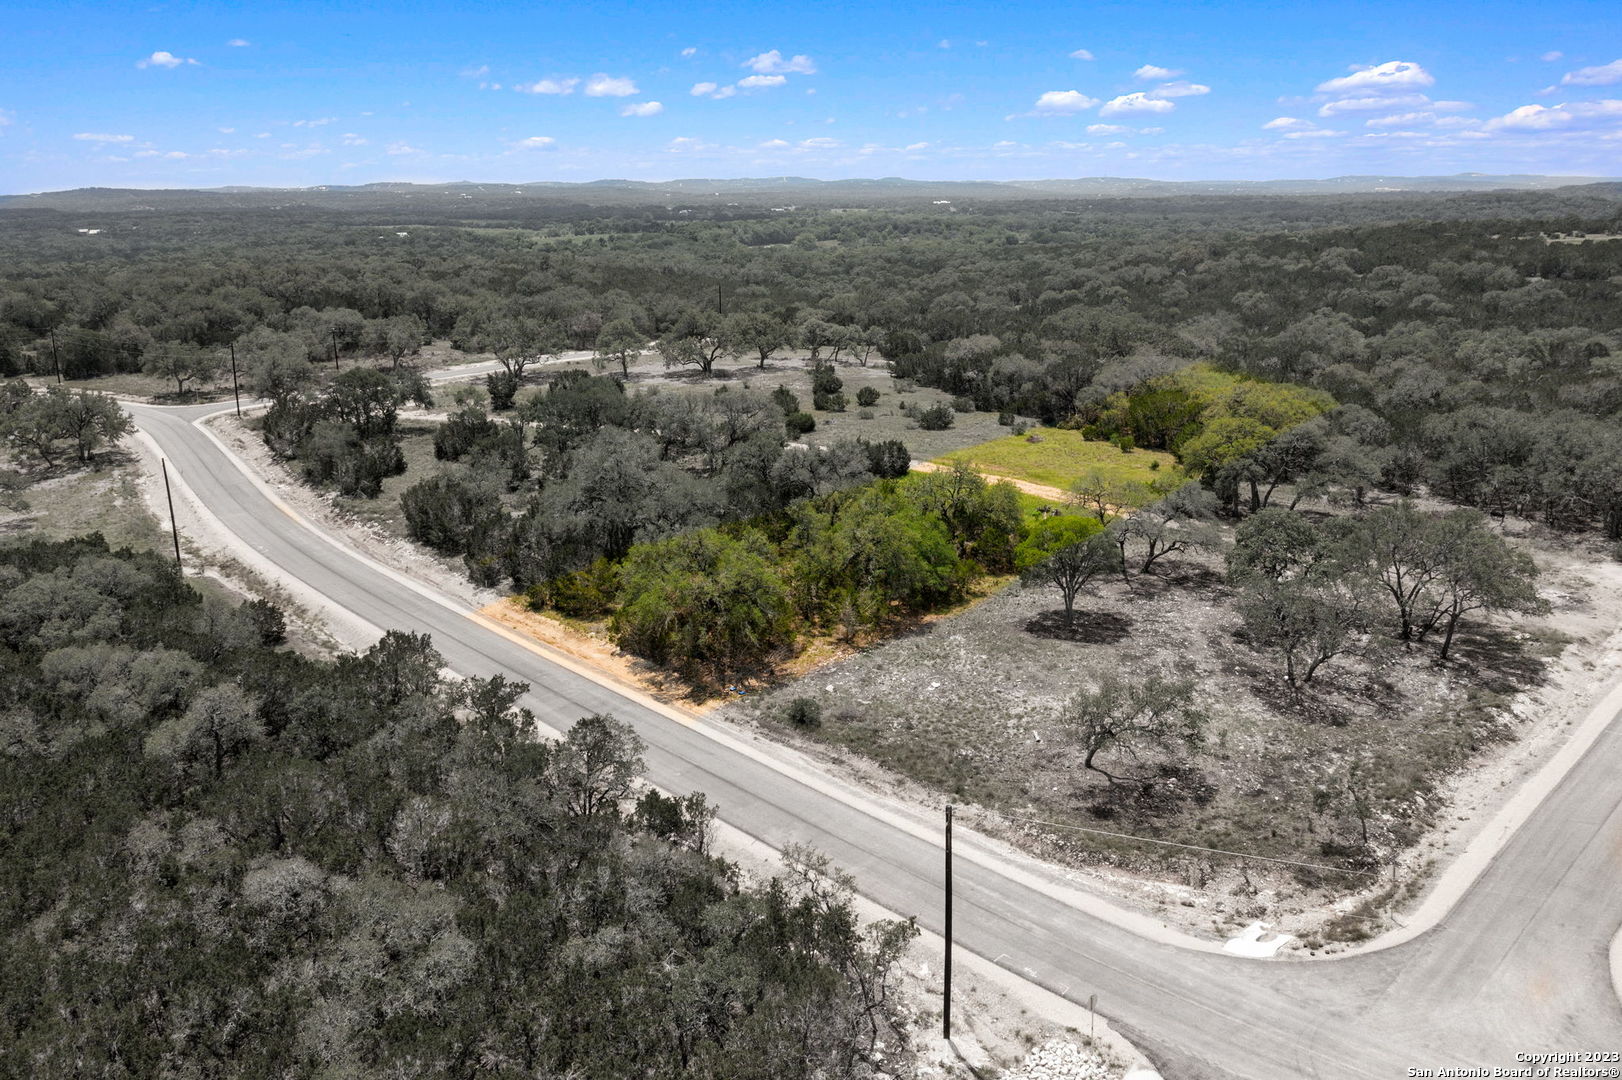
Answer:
top-left (258, 365), bottom-right (432, 497)
top-left (393, 372), bottom-right (915, 599)
top-left (0, 536), bottom-right (918, 1077)
top-left (605, 466), bottom-right (1021, 680)
top-left (1228, 502), bottom-right (1546, 687)
top-left (0, 381), bottom-right (132, 467)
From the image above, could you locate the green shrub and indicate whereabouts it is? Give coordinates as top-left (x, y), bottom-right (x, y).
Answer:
top-left (917, 404), bottom-right (955, 430)
top-left (951, 396), bottom-right (975, 413)
top-left (855, 386), bottom-right (880, 407)
top-left (785, 697), bottom-right (822, 727)
top-left (813, 390), bottom-right (847, 412)
top-left (785, 411), bottom-right (816, 436)
top-left (771, 385), bottom-right (800, 415)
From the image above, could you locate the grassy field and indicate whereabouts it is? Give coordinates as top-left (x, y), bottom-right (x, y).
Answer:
top-left (938, 427), bottom-right (1183, 495)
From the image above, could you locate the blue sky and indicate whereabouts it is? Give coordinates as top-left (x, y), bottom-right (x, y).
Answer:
top-left (1, 0), bottom-right (1620, 190)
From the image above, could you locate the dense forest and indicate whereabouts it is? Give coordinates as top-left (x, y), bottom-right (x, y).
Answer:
top-left (3, 184), bottom-right (1619, 542)
top-left (0, 536), bottom-right (918, 1078)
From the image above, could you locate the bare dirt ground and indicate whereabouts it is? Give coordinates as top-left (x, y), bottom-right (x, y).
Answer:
top-left (721, 509), bottom-right (1622, 949)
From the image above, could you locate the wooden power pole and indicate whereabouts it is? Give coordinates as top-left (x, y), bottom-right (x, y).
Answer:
top-left (161, 459), bottom-right (182, 571)
top-left (944, 803), bottom-right (954, 1040)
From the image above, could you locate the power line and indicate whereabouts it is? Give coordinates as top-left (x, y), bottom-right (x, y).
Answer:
top-left (1005, 812), bottom-right (1377, 877)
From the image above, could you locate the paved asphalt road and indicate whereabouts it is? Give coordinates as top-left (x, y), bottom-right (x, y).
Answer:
top-left (127, 390), bottom-right (1622, 1080)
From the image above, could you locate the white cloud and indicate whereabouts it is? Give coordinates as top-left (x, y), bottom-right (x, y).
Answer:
top-left (1318, 92), bottom-right (1433, 116)
top-left (1134, 64), bottom-right (1181, 80)
top-left (738, 74), bottom-right (787, 89)
top-left (1099, 92), bottom-right (1175, 117)
top-left (1561, 59), bottom-right (1622, 86)
top-left (758, 138), bottom-right (791, 149)
top-left (1147, 81), bottom-right (1209, 99)
top-left (798, 137), bottom-right (840, 149)
top-left (73, 132), bottom-right (134, 142)
top-left (226, 38), bottom-right (250, 47)
top-left (341, 133), bottom-right (368, 145)
top-left (1262, 116), bottom-right (1313, 130)
top-left (1316, 60), bottom-right (1434, 95)
top-left (1086, 123), bottom-right (1128, 134)
top-left (584, 74), bottom-right (638, 97)
top-left (680, 47), bottom-right (697, 58)
top-left (137, 50), bottom-right (198, 69)
top-left (1541, 51), bottom-right (1563, 62)
top-left (743, 50), bottom-right (816, 75)
top-left (514, 135), bottom-right (556, 148)
top-left (620, 101), bottom-right (664, 116)
top-left (516, 77), bottom-right (579, 95)
top-left (1032, 90), bottom-right (1099, 114)
top-left (666, 136), bottom-right (715, 152)
top-left (1283, 129), bottom-right (1346, 139)
top-left (904, 141), bottom-right (930, 151)
top-left (386, 141), bottom-right (422, 155)
top-left (691, 81), bottom-right (737, 99)
top-left (1069, 49), bottom-right (1094, 61)
top-left (1485, 99), bottom-right (1622, 130)
top-left (1365, 111), bottom-right (1436, 127)
top-left (293, 117), bottom-right (337, 128)
top-left (217, 126), bottom-right (235, 133)
top-left (938, 39), bottom-right (951, 49)
top-left (461, 64), bottom-right (490, 78)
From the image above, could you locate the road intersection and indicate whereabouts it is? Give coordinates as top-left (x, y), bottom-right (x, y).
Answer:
top-left (124, 381), bottom-right (1622, 1079)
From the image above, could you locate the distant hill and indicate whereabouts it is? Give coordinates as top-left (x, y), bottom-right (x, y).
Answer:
top-left (3, 173), bottom-right (1617, 213)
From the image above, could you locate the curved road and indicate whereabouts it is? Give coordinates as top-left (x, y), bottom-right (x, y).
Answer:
top-left (127, 389), bottom-right (1622, 1080)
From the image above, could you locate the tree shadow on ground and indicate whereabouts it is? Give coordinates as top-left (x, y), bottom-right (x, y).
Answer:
top-left (1443, 622), bottom-right (1552, 694)
top-left (1024, 609), bottom-right (1132, 644)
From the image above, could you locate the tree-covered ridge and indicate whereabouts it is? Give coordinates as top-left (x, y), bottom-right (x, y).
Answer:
top-left (0, 536), bottom-right (917, 1079)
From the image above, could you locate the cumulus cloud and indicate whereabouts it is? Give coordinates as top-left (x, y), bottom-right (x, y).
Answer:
top-left (1541, 51), bottom-right (1563, 62)
top-left (798, 137), bottom-right (840, 149)
top-left (1147, 81), bottom-right (1209, 99)
top-left (904, 141), bottom-right (930, 151)
top-left (758, 138), bottom-right (791, 149)
top-left (1032, 90), bottom-right (1099, 114)
top-left (293, 117), bottom-right (337, 128)
top-left (514, 135), bottom-right (556, 148)
top-left (1069, 48), bottom-right (1094, 61)
top-left (137, 50), bottom-right (198, 69)
top-left (226, 38), bottom-right (250, 47)
top-left (386, 141), bottom-right (422, 155)
top-left (738, 74), bottom-right (787, 89)
top-left (620, 101), bottom-right (663, 116)
top-left (680, 47), bottom-right (697, 58)
top-left (1283, 128), bottom-right (1346, 139)
top-left (341, 133), bottom-right (368, 145)
top-left (1099, 92), bottom-right (1175, 117)
top-left (1262, 116), bottom-right (1314, 130)
top-left (515, 77), bottom-right (579, 94)
top-left (1316, 60), bottom-right (1433, 95)
top-left (744, 50), bottom-right (816, 75)
top-left (73, 132), bottom-right (134, 142)
top-left (1134, 64), bottom-right (1181, 80)
top-left (1485, 99), bottom-right (1622, 130)
top-left (1561, 59), bottom-right (1622, 86)
top-left (584, 74), bottom-right (638, 97)
top-left (1086, 123), bottom-right (1128, 134)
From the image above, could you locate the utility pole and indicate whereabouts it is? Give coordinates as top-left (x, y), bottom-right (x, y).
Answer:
top-left (228, 342), bottom-right (241, 417)
top-left (330, 328), bottom-right (340, 371)
top-left (943, 803), bottom-right (954, 1040)
top-left (161, 458), bottom-right (182, 572)
top-left (717, 283), bottom-right (724, 315)
top-left (49, 327), bottom-right (62, 383)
